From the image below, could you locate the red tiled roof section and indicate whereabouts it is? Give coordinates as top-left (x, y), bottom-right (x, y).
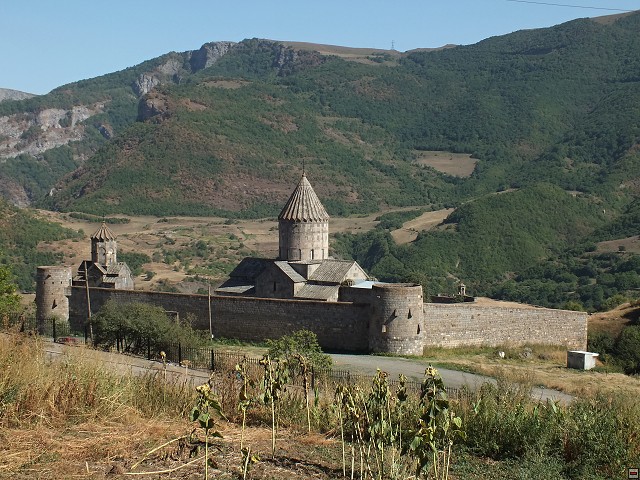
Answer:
top-left (90, 222), bottom-right (117, 241)
top-left (278, 174), bottom-right (330, 222)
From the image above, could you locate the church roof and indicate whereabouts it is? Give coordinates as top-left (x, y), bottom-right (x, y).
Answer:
top-left (294, 284), bottom-right (340, 301)
top-left (273, 261), bottom-right (307, 283)
top-left (90, 222), bottom-right (117, 241)
top-left (308, 259), bottom-right (364, 284)
top-left (228, 257), bottom-right (270, 281)
top-left (278, 174), bottom-right (330, 222)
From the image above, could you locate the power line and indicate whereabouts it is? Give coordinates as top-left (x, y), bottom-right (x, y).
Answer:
top-left (506, 0), bottom-right (636, 12)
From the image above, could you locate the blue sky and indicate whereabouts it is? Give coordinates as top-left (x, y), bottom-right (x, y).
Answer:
top-left (1, 0), bottom-right (638, 94)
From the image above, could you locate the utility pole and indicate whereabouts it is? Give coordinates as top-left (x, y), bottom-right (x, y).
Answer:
top-left (208, 284), bottom-right (213, 340)
top-left (84, 262), bottom-right (93, 343)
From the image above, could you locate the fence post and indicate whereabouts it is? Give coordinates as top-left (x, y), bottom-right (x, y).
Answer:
top-left (311, 366), bottom-right (315, 391)
top-left (178, 343), bottom-right (182, 365)
top-left (211, 349), bottom-right (215, 371)
top-left (147, 338), bottom-right (151, 360)
top-left (84, 325), bottom-right (88, 344)
top-left (52, 318), bottom-right (57, 342)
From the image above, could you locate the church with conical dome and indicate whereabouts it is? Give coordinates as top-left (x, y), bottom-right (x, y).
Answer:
top-left (37, 173), bottom-right (588, 356)
top-left (72, 222), bottom-right (134, 290)
top-left (216, 174), bottom-right (369, 302)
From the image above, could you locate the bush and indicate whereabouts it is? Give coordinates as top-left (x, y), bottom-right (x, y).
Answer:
top-left (266, 329), bottom-right (332, 370)
top-left (462, 382), bottom-right (564, 460)
top-left (93, 300), bottom-right (203, 354)
top-left (614, 325), bottom-right (640, 374)
top-left (564, 394), bottom-right (640, 479)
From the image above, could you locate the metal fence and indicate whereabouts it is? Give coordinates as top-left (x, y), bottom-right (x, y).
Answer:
top-left (1, 314), bottom-right (460, 397)
top-left (2, 314), bottom-right (87, 342)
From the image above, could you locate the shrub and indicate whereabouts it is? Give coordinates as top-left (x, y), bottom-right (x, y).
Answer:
top-left (93, 300), bottom-right (203, 354)
top-left (266, 329), bottom-right (332, 370)
top-left (614, 325), bottom-right (640, 374)
top-left (564, 394), bottom-right (640, 479)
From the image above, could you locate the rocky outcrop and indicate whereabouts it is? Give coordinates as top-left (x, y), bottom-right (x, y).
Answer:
top-left (138, 93), bottom-right (171, 122)
top-left (132, 73), bottom-right (162, 97)
top-left (132, 53), bottom-right (190, 96)
top-left (0, 88), bottom-right (35, 103)
top-left (132, 43), bottom-right (238, 98)
top-left (189, 41), bottom-right (237, 71)
top-left (0, 103), bottom-right (104, 160)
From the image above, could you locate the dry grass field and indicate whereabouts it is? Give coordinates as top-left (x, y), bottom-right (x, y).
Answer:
top-left (413, 150), bottom-right (477, 177)
top-left (390, 208), bottom-right (453, 244)
top-left (33, 206), bottom-right (452, 291)
top-left (597, 235), bottom-right (640, 254)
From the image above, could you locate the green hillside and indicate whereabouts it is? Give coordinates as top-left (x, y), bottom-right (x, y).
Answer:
top-left (0, 13), bottom-right (638, 307)
top-left (0, 200), bottom-right (81, 291)
top-left (7, 12), bottom-right (629, 217)
top-left (333, 185), bottom-right (607, 297)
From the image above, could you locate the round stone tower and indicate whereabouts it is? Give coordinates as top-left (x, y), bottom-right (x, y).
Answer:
top-left (36, 266), bottom-right (72, 331)
top-left (91, 222), bottom-right (118, 266)
top-left (369, 283), bottom-right (425, 355)
top-left (278, 173), bottom-right (330, 262)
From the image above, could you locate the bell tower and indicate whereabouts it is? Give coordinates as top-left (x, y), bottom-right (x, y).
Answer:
top-left (90, 222), bottom-right (118, 266)
top-left (278, 174), bottom-right (330, 262)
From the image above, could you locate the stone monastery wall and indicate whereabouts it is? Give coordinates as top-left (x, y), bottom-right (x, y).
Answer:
top-left (422, 302), bottom-right (587, 350)
top-left (69, 286), bottom-right (370, 352)
top-left (69, 286), bottom-right (587, 354)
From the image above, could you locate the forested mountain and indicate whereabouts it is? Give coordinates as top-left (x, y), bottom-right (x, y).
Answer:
top-left (0, 198), bottom-right (80, 291)
top-left (0, 12), bottom-right (638, 308)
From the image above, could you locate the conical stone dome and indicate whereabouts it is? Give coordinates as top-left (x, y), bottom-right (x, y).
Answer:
top-left (90, 222), bottom-right (118, 266)
top-left (90, 222), bottom-right (117, 241)
top-left (278, 173), bottom-right (330, 222)
top-left (278, 174), bottom-right (329, 261)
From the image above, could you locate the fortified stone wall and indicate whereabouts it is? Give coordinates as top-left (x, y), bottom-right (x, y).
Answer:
top-left (36, 266), bottom-right (72, 329)
top-left (67, 287), bottom-right (588, 354)
top-left (369, 283), bottom-right (425, 356)
top-left (69, 286), bottom-right (370, 352)
top-left (422, 302), bottom-right (587, 350)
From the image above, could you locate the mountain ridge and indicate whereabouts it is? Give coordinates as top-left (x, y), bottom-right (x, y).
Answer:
top-left (0, 13), bottom-right (638, 309)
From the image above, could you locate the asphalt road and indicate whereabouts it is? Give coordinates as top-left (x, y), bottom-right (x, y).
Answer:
top-left (330, 353), bottom-right (575, 404)
top-left (38, 338), bottom-right (573, 404)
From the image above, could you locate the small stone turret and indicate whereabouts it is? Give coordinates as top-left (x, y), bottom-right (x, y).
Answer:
top-left (278, 174), bottom-right (330, 262)
top-left (36, 266), bottom-right (72, 331)
top-left (369, 283), bottom-right (425, 355)
top-left (90, 222), bottom-right (118, 266)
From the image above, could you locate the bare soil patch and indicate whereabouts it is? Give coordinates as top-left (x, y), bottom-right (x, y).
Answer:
top-left (589, 302), bottom-right (638, 337)
top-left (597, 235), bottom-right (640, 254)
top-left (34, 207), bottom-right (433, 291)
top-left (278, 41), bottom-right (402, 65)
top-left (1, 418), bottom-right (343, 479)
top-left (391, 208), bottom-right (453, 244)
top-left (413, 150), bottom-right (477, 177)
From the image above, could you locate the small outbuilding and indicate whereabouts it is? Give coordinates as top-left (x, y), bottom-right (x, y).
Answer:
top-left (567, 350), bottom-right (599, 370)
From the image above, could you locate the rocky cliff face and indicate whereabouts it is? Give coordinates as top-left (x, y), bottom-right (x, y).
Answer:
top-left (132, 42), bottom-right (238, 97)
top-left (0, 39), bottom-right (323, 206)
top-left (0, 103), bottom-right (105, 160)
top-left (190, 41), bottom-right (237, 71)
top-left (0, 88), bottom-right (35, 102)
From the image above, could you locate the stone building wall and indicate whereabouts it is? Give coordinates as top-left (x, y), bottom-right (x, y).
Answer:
top-left (422, 302), bottom-right (587, 350)
top-left (69, 286), bottom-right (370, 352)
top-left (278, 220), bottom-right (329, 261)
top-left (67, 287), bottom-right (588, 354)
top-left (36, 266), bottom-right (72, 329)
top-left (369, 284), bottom-right (425, 356)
